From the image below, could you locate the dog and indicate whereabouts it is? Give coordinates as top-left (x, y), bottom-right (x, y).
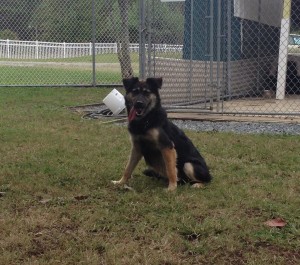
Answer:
top-left (112, 77), bottom-right (212, 191)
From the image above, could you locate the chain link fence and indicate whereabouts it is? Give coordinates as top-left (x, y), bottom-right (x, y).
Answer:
top-left (1, 0), bottom-right (300, 116)
top-left (144, 0), bottom-right (300, 116)
top-left (0, 0), bottom-right (139, 87)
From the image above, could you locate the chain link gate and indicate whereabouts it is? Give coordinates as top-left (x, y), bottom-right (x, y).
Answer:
top-left (140, 0), bottom-right (219, 109)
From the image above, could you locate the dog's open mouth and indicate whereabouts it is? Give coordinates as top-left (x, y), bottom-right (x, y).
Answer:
top-left (128, 106), bottom-right (145, 121)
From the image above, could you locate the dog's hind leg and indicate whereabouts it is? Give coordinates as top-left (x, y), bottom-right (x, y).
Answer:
top-left (183, 162), bottom-right (211, 188)
top-left (112, 144), bottom-right (142, 185)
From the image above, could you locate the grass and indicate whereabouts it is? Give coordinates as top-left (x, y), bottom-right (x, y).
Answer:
top-left (0, 87), bottom-right (299, 264)
top-left (0, 51), bottom-right (182, 86)
top-left (0, 53), bottom-right (138, 85)
top-left (0, 66), bottom-right (122, 85)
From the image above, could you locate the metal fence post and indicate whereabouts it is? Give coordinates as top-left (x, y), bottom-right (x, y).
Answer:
top-left (226, 0), bottom-right (232, 100)
top-left (188, 0), bottom-right (194, 102)
top-left (146, 0), bottom-right (153, 77)
top-left (209, 0), bottom-right (214, 110)
top-left (139, 0), bottom-right (146, 80)
top-left (216, 0), bottom-right (222, 112)
top-left (276, 0), bottom-right (292, 100)
top-left (91, 0), bottom-right (96, 87)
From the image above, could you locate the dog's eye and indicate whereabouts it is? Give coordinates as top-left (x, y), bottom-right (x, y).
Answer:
top-left (131, 88), bottom-right (139, 94)
top-left (142, 89), bottom-right (150, 95)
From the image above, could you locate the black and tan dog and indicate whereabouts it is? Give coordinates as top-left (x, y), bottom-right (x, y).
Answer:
top-left (112, 77), bottom-right (212, 191)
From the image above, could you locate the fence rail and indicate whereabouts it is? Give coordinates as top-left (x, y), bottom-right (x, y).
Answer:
top-left (0, 39), bottom-right (183, 60)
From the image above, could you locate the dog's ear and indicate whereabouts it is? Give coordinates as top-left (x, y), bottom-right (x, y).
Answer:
top-left (123, 77), bottom-right (139, 92)
top-left (146, 77), bottom-right (163, 89)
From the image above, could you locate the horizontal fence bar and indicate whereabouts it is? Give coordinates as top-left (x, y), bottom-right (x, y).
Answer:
top-left (0, 39), bottom-right (183, 60)
top-left (166, 108), bottom-right (300, 116)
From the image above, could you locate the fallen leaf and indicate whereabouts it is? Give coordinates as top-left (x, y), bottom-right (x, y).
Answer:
top-left (264, 218), bottom-right (287, 228)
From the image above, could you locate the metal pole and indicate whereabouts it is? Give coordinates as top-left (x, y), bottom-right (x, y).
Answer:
top-left (91, 0), bottom-right (96, 87)
top-left (139, 0), bottom-right (146, 79)
top-left (188, 0), bottom-right (194, 102)
top-left (257, 0), bottom-right (262, 95)
top-left (152, 0), bottom-right (156, 76)
top-left (204, 2), bottom-right (208, 109)
top-left (216, 0), bottom-right (221, 112)
top-left (227, 0), bottom-right (232, 100)
top-left (209, 0), bottom-right (214, 110)
top-left (147, 0), bottom-right (152, 77)
top-left (276, 0), bottom-right (292, 100)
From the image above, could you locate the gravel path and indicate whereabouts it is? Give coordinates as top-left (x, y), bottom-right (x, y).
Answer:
top-left (172, 120), bottom-right (300, 135)
top-left (75, 104), bottom-right (300, 135)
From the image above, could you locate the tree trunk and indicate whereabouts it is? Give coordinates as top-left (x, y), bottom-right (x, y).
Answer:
top-left (117, 0), bottom-right (133, 79)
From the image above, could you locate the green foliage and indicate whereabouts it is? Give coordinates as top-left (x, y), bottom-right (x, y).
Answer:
top-left (0, 0), bottom-right (184, 43)
top-left (151, 1), bottom-right (185, 44)
top-left (29, 0), bottom-right (93, 42)
top-left (0, 0), bottom-right (42, 40)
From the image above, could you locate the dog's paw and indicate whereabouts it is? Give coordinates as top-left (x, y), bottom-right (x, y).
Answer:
top-left (166, 184), bottom-right (177, 192)
top-left (191, 183), bottom-right (204, 189)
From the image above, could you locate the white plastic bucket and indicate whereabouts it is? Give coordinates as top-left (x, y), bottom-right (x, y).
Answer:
top-left (102, 89), bottom-right (125, 115)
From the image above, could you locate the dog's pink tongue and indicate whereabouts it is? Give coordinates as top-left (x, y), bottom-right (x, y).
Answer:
top-left (128, 107), bottom-right (136, 122)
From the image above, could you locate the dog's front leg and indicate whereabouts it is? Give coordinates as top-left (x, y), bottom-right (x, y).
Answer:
top-left (161, 147), bottom-right (178, 191)
top-left (112, 143), bottom-right (142, 185)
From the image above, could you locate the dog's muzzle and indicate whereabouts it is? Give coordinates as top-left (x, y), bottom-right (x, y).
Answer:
top-left (128, 101), bottom-right (147, 122)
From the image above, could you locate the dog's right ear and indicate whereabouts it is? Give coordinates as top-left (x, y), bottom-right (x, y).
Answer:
top-left (123, 77), bottom-right (139, 92)
top-left (146, 77), bottom-right (163, 89)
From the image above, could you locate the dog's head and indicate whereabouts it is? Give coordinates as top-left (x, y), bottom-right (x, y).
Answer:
top-left (123, 77), bottom-right (162, 122)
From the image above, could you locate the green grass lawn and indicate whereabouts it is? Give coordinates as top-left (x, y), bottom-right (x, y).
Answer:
top-left (0, 87), bottom-right (299, 264)
top-left (0, 66), bottom-right (122, 86)
top-left (0, 52), bottom-right (182, 86)
top-left (0, 53), bottom-right (138, 86)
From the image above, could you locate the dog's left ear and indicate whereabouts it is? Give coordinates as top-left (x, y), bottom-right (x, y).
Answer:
top-left (123, 77), bottom-right (139, 92)
top-left (146, 77), bottom-right (163, 89)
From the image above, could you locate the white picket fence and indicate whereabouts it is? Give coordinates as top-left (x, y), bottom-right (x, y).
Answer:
top-left (0, 39), bottom-right (182, 59)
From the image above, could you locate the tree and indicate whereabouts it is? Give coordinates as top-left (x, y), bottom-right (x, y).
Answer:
top-left (117, 0), bottom-right (133, 78)
top-left (0, 0), bottom-right (42, 40)
top-left (30, 0), bottom-right (92, 42)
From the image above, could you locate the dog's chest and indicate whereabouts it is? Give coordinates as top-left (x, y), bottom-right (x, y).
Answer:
top-left (133, 128), bottom-right (160, 147)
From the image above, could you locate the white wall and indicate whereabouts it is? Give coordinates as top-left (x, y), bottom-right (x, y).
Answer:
top-left (234, 0), bottom-right (283, 27)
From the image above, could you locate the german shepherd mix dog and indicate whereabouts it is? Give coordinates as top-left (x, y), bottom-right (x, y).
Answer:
top-left (112, 77), bottom-right (212, 191)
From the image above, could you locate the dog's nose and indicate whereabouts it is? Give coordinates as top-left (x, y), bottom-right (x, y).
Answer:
top-left (134, 101), bottom-right (145, 109)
